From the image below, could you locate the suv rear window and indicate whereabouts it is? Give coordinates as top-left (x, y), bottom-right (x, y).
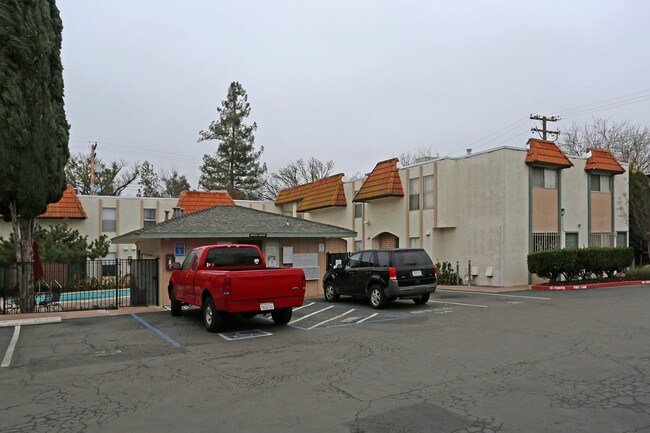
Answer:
top-left (393, 250), bottom-right (433, 267)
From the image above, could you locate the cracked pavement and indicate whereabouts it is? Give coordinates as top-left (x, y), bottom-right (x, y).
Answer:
top-left (1, 286), bottom-right (649, 433)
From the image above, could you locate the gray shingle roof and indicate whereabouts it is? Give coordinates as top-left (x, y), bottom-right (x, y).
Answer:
top-left (111, 205), bottom-right (356, 243)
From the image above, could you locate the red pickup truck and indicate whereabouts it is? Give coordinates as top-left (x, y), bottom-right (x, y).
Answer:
top-left (168, 244), bottom-right (306, 332)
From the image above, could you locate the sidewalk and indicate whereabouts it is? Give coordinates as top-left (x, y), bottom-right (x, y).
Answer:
top-left (0, 305), bottom-right (166, 325)
top-left (437, 284), bottom-right (531, 293)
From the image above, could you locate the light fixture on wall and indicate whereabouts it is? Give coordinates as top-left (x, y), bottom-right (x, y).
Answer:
top-left (363, 220), bottom-right (370, 225)
top-left (561, 208), bottom-right (565, 216)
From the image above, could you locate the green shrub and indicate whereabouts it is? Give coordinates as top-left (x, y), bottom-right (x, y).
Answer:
top-left (626, 266), bottom-right (650, 280)
top-left (528, 247), bottom-right (635, 282)
top-left (435, 261), bottom-right (461, 285)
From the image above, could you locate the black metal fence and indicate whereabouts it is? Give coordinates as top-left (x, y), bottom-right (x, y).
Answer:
top-left (1, 259), bottom-right (159, 315)
top-left (325, 252), bottom-right (351, 270)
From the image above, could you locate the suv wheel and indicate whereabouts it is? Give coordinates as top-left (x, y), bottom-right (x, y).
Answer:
top-left (369, 285), bottom-right (386, 309)
top-left (324, 282), bottom-right (340, 302)
top-left (413, 294), bottom-right (430, 305)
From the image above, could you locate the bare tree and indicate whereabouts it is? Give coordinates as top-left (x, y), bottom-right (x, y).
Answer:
top-left (263, 157), bottom-right (335, 199)
top-left (560, 118), bottom-right (650, 172)
top-left (398, 146), bottom-right (436, 167)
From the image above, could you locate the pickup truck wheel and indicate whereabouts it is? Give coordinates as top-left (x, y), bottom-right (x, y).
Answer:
top-left (271, 308), bottom-right (292, 326)
top-left (170, 287), bottom-right (182, 317)
top-left (203, 297), bottom-right (226, 332)
top-left (324, 282), bottom-right (340, 302)
top-left (369, 285), bottom-right (386, 309)
top-left (413, 294), bottom-right (430, 305)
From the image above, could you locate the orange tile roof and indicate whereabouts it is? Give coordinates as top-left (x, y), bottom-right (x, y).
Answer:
top-left (353, 158), bottom-right (404, 202)
top-left (39, 187), bottom-right (87, 219)
top-left (584, 148), bottom-right (625, 174)
top-left (177, 191), bottom-right (235, 214)
top-left (297, 174), bottom-right (347, 212)
top-left (525, 138), bottom-right (574, 168)
top-left (274, 182), bottom-right (314, 206)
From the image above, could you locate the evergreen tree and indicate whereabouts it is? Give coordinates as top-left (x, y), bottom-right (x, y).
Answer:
top-left (198, 82), bottom-right (266, 199)
top-left (136, 160), bottom-right (162, 197)
top-left (161, 168), bottom-right (191, 197)
top-left (0, 0), bottom-right (70, 312)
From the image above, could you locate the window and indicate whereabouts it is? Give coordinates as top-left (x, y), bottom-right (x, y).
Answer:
top-left (409, 178), bottom-right (420, 211)
top-left (354, 240), bottom-right (362, 252)
top-left (143, 208), bottom-right (156, 228)
top-left (360, 251), bottom-right (375, 267)
top-left (409, 237), bottom-right (420, 248)
top-left (393, 250), bottom-right (433, 267)
top-left (354, 203), bottom-right (362, 219)
top-left (591, 174), bottom-right (612, 192)
top-left (181, 250), bottom-right (196, 270)
top-left (532, 168), bottom-right (557, 189)
top-left (102, 207), bottom-right (116, 232)
top-left (532, 232), bottom-right (560, 252)
top-left (616, 232), bottom-right (627, 248)
top-left (192, 249), bottom-right (202, 270)
top-left (565, 232), bottom-right (579, 249)
top-left (377, 251), bottom-right (390, 267)
top-left (345, 253), bottom-right (362, 269)
top-left (422, 175), bottom-right (434, 209)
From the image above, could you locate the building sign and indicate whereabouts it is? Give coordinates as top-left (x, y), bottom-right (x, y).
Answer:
top-left (293, 253), bottom-right (320, 281)
top-left (265, 241), bottom-right (279, 268)
top-left (249, 233), bottom-right (267, 238)
top-left (174, 242), bottom-right (185, 257)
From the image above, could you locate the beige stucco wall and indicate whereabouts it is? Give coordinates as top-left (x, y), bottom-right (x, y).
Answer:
top-left (532, 188), bottom-right (559, 232)
top-left (591, 193), bottom-right (612, 232)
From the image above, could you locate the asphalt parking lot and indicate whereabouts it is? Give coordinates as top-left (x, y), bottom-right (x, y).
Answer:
top-left (1, 286), bottom-right (649, 433)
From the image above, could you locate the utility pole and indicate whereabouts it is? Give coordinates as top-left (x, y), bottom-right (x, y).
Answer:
top-left (530, 114), bottom-right (560, 141)
top-left (90, 142), bottom-right (97, 195)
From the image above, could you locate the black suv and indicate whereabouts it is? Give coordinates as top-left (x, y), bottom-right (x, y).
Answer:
top-left (322, 248), bottom-right (437, 309)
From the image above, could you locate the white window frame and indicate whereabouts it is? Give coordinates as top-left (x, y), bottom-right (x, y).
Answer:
top-left (102, 207), bottom-right (117, 232)
top-left (143, 208), bottom-right (157, 228)
top-left (422, 175), bottom-right (434, 210)
top-left (409, 178), bottom-right (420, 211)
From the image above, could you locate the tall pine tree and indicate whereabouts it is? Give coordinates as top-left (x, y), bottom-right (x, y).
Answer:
top-left (198, 82), bottom-right (266, 199)
top-left (0, 0), bottom-right (70, 312)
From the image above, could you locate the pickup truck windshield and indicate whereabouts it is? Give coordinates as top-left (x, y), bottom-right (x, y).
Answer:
top-left (393, 250), bottom-right (433, 267)
top-left (205, 247), bottom-right (262, 267)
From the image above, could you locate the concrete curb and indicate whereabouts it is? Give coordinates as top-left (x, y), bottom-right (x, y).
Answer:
top-left (532, 280), bottom-right (650, 291)
top-left (0, 316), bottom-right (62, 328)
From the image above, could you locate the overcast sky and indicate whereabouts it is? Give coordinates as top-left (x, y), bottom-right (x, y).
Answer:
top-left (58, 0), bottom-right (650, 195)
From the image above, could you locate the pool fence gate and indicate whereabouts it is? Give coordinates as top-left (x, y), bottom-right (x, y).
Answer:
top-left (1, 259), bottom-right (159, 315)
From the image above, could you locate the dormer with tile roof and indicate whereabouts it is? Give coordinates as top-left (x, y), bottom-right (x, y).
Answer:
top-left (296, 174), bottom-right (347, 212)
top-left (353, 158), bottom-right (404, 202)
top-left (39, 187), bottom-right (87, 219)
top-left (525, 138), bottom-right (573, 169)
top-left (176, 191), bottom-right (235, 215)
top-left (584, 149), bottom-right (625, 174)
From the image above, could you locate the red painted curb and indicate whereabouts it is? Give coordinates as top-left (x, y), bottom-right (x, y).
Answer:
top-left (532, 280), bottom-right (650, 291)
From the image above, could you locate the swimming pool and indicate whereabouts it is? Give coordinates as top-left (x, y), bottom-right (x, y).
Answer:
top-left (36, 288), bottom-right (131, 303)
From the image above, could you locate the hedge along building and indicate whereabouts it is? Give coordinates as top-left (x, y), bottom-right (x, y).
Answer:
top-left (111, 202), bottom-right (356, 305)
top-left (270, 139), bottom-right (629, 287)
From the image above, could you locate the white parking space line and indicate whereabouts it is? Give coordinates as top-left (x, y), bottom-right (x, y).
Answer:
top-left (289, 305), bottom-right (334, 324)
top-left (430, 300), bottom-right (487, 308)
top-left (308, 309), bottom-right (355, 329)
top-left (294, 302), bottom-right (316, 311)
top-left (437, 289), bottom-right (550, 300)
top-left (357, 313), bottom-right (378, 323)
top-left (1, 326), bottom-right (21, 368)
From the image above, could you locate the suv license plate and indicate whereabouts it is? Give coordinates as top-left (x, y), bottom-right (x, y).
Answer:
top-left (260, 302), bottom-right (275, 311)
top-left (412, 270), bottom-right (422, 277)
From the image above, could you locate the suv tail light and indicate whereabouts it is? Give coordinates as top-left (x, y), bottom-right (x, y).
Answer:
top-left (223, 275), bottom-right (231, 295)
top-left (389, 267), bottom-right (397, 280)
top-left (433, 264), bottom-right (437, 278)
top-left (302, 272), bottom-right (306, 290)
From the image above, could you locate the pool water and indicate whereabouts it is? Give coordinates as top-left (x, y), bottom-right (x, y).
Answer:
top-left (36, 288), bottom-right (131, 303)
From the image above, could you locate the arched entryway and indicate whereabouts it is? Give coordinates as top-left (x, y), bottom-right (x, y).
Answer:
top-left (373, 232), bottom-right (399, 249)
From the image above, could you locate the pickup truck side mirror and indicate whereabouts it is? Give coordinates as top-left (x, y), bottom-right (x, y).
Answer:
top-left (172, 262), bottom-right (182, 271)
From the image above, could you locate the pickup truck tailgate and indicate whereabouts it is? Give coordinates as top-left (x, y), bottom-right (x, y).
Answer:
top-left (229, 269), bottom-right (304, 302)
